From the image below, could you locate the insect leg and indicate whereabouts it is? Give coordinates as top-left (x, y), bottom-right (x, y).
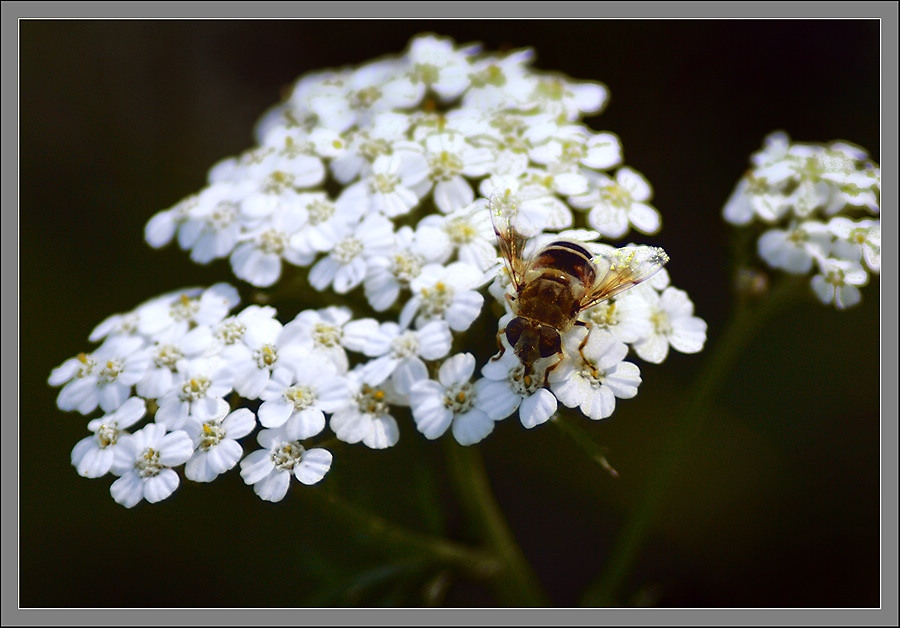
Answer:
top-left (576, 323), bottom-right (599, 379)
top-left (491, 328), bottom-right (507, 361)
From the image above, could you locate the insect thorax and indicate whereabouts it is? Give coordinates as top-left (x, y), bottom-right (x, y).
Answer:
top-left (515, 273), bottom-right (582, 331)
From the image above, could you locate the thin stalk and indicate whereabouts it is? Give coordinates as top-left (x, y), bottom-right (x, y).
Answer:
top-left (584, 276), bottom-right (806, 606)
top-left (443, 439), bottom-right (551, 606)
top-left (299, 485), bottom-right (500, 580)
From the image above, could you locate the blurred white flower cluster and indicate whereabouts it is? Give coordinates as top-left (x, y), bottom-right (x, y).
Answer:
top-left (50, 34), bottom-right (706, 507)
top-left (723, 131), bottom-right (880, 309)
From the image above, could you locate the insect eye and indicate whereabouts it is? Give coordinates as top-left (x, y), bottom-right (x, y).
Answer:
top-left (538, 326), bottom-right (561, 358)
top-left (505, 317), bottom-right (525, 346)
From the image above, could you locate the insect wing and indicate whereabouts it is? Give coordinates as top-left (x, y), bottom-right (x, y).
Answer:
top-left (489, 194), bottom-right (529, 290)
top-left (580, 245), bottom-right (670, 309)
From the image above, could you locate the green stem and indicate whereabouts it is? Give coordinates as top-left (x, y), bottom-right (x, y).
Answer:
top-left (299, 485), bottom-right (500, 580)
top-left (584, 276), bottom-right (806, 606)
top-left (443, 439), bottom-right (551, 606)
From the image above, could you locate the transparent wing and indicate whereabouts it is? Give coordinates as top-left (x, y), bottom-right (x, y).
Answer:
top-left (489, 193), bottom-right (529, 291)
top-left (580, 245), bottom-right (670, 310)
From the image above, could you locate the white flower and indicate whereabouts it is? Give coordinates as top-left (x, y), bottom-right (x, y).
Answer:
top-left (183, 402), bottom-right (257, 483)
top-left (570, 167), bottom-right (661, 238)
top-left (230, 198), bottom-right (313, 288)
top-left (70, 397), bottom-right (147, 478)
top-left (526, 123), bottom-right (622, 193)
top-left (578, 288), bottom-right (655, 345)
top-left (219, 309), bottom-right (311, 400)
top-left (329, 368), bottom-right (402, 449)
top-left (632, 287), bottom-right (708, 364)
top-left (414, 200), bottom-right (499, 271)
top-left (154, 357), bottom-right (235, 431)
top-left (109, 423), bottom-right (194, 508)
top-left (410, 353), bottom-right (515, 445)
top-left (405, 33), bottom-right (479, 102)
top-left (239, 424), bottom-right (333, 502)
top-left (811, 257), bottom-right (869, 310)
top-left (549, 329), bottom-right (641, 421)
top-left (526, 74), bottom-right (608, 121)
top-left (757, 220), bottom-right (833, 274)
top-left (88, 310), bottom-right (141, 344)
top-left (364, 148), bottom-right (431, 218)
top-left (136, 283), bottom-right (240, 341)
top-left (356, 320), bottom-right (453, 395)
top-left (400, 261), bottom-right (487, 332)
top-left (135, 324), bottom-right (215, 399)
top-left (364, 226), bottom-right (428, 312)
top-left (256, 361), bottom-right (350, 434)
top-left (308, 212), bottom-right (395, 294)
top-left (480, 176), bottom-right (573, 236)
top-left (462, 46), bottom-right (536, 111)
top-left (51, 335), bottom-right (150, 415)
top-left (481, 345), bottom-right (557, 430)
top-left (211, 304), bottom-right (279, 352)
top-left (232, 141), bottom-right (326, 197)
top-left (420, 131), bottom-right (495, 213)
top-left (280, 306), bottom-right (356, 373)
top-left (827, 217), bottom-right (880, 272)
top-left (173, 181), bottom-right (248, 264)
top-left (329, 112), bottom-right (413, 184)
top-left (304, 57), bottom-right (419, 133)
top-left (288, 190), bottom-right (364, 262)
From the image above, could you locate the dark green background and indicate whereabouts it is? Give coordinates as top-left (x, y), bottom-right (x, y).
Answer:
top-left (20, 20), bottom-right (880, 607)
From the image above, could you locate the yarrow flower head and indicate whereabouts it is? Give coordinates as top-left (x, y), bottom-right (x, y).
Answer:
top-left (723, 131), bottom-right (880, 309)
top-left (50, 33), bottom-right (707, 507)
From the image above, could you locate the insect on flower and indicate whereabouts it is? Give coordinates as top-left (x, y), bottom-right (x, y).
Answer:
top-left (489, 193), bottom-right (669, 384)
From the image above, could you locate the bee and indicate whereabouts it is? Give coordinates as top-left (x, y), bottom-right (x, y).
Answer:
top-left (490, 195), bottom-right (669, 384)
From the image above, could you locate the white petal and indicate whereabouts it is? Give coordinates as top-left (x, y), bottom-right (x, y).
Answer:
top-left (308, 257), bottom-right (339, 291)
top-left (628, 202), bottom-right (661, 235)
top-left (361, 415), bottom-right (400, 449)
top-left (603, 362), bottom-right (642, 399)
top-left (158, 430), bottom-right (196, 466)
top-left (56, 378), bottom-right (99, 414)
top-left (207, 439), bottom-right (243, 474)
top-left (240, 449), bottom-right (275, 485)
top-left (333, 258), bottom-right (368, 294)
top-left (451, 409), bottom-right (494, 445)
top-left (294, 448), bottom-right (333, 485)
top-left (519, 389), bottom-right (557, 429)
top-left (143, 469), bottom-right (181, 503)
top-left (437, 353), bottom-right (476, 387)
top-left (222, 408), bottom-right (258, 439)
top-left (475, 379), bottom-right (519, 421)
top-left (284, 408), bottom-right (326, 440)
top-left (445, 291), bottom-right (484, 331)
top-left (254, 470), bottom-right (291, 502)
top-left (258, 398), bottom-right (294, 428)
top-left (434, 177), bottom-right (474, 214)
top-left (391, 357), bottom-right (428, 395)
top-left (72, 440), bottom-right (114, 478)
top-left (144, 209), bottom-right (177, 248)
top-left (581, 385), bottom-right (617, 420)
top-left (231, 245), bottom-right (282, 288)
top-left (110, 472), bottom-right (145, 508)
top-left (669, 318), bottom-right (708, 354)
top-left (634, 334), bottom-right (669, 364)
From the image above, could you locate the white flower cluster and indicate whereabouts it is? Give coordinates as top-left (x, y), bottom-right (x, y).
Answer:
top-left (50, 34), bottom-right (706, 507)
top-left (723, 131), bottom-right (880, 309)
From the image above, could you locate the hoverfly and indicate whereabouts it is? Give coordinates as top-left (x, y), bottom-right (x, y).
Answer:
top-left (490, 194), bottom-right (669, 384)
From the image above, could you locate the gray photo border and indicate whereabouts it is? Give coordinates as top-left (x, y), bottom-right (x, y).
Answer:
top-left (4, 1), bottom-right (897, 626)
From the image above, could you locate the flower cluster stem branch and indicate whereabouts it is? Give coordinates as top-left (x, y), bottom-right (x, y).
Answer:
top-left (443, 439), bottom-right (551, 606)
top-left (298, 485), bottom-right (500, 580)
top-left (584, 276), bottom-right (806, 606)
